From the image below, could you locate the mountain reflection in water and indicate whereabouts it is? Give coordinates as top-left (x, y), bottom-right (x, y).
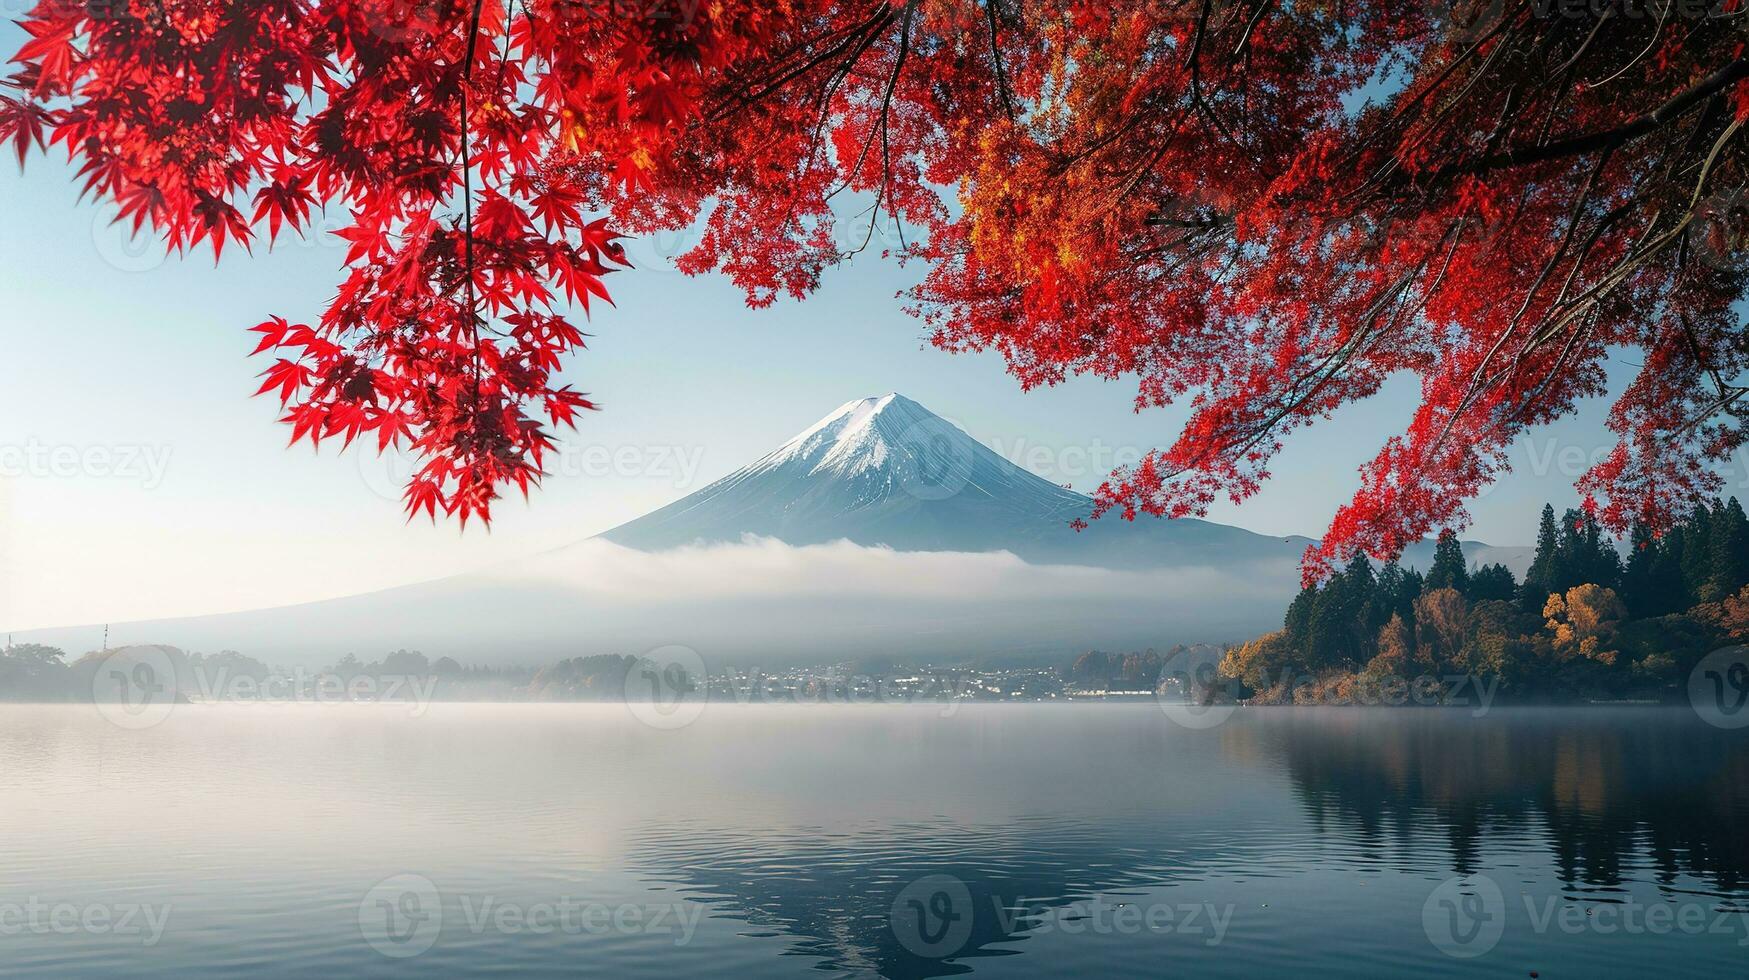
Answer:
top-left (3, 704), bottom-right (1745, 978)
top-left (622, 708), bottom-right (1749, 978)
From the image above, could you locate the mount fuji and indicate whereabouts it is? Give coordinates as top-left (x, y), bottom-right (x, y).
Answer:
top-left (599, 393), bottom-right (1314, 568)
top-left (15, 394), bottom-right (1529, 665)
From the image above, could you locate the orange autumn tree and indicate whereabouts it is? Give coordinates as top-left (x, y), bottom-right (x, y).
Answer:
top-left (6, 0), bottom-right (1749, 571)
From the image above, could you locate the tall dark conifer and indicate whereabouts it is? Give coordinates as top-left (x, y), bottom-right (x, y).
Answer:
top-left (1708, 498), bottom-right (1749, 600)
top-left (1374, 560), bottom-right (1416, 631)
top-left (1682, 502), bottom-right (1716, 602)
top-left (1651, 525), bottom-right (1692, 615)
top-left (1469, 563), bottom-right (1518, 602)
top-left (1521, 504), bottom-right (1561, 609)
top-left (1621, 521), bottom-right (1659, 618)
top-left (1425, 529), bottom-right (1469, 593)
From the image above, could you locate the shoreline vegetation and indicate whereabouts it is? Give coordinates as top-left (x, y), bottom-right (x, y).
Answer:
top-left (1221, 500), bottom-right (1749, 706)
top-left (2, 500), bottom-right (1745, 709)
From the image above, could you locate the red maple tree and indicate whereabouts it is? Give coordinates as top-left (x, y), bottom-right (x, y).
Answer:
top-left (6, 0), bottom-right (1748, 574)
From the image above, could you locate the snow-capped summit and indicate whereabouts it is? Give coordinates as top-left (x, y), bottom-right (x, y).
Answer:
top-left (724, 391), bottom-right (1083, 509)
top-left (761, 393), bottom-right (928, 477)
top-left (601, 392), bottom-right (1286, 566)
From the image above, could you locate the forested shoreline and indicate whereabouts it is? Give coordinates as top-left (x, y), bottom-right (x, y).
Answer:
top-left (1221, 502), bottom-right (1749, 704)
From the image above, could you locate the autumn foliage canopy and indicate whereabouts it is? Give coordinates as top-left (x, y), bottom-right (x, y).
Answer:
top-left (5, 0), bottom-right (1749, 573)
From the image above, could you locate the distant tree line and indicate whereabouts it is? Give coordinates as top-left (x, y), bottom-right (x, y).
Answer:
top-left (0, 646), bottom-right (293, 703)
top-left (1064, 649), bottom-right (1177, 691)
top-left (0, 646), bottom-right (653, 703)
top-left (1222, 501), bottom-right (1749, 703)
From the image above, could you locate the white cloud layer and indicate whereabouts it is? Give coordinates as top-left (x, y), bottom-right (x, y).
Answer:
top-left (21, 536), bottom-right (1304, 665)
top-left (494, 535), bottom-right (1289, 604)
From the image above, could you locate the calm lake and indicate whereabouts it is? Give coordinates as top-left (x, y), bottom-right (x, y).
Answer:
top-left (2, 703), bottom-right (1746, 977)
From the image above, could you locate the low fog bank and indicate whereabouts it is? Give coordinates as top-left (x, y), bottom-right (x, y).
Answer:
top-left (13, 537), bottom-right (1300, 667)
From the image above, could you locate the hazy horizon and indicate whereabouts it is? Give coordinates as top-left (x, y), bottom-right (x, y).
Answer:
top-left (4, 394), bottom-right (1531, 662)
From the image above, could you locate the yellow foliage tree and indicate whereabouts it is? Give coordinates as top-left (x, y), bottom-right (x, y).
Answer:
top-left (1693, 585), bottom-right (1749, 643)
top-left (1220, 631), bottom-right (1291, 694)
top-left (1543, 584), bottom-right (1626, 666)
top-left (1413, 588), bottom-right (1469, 672)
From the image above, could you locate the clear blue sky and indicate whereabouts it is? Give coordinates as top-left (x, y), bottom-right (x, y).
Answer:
top-left (2, 21), bottom-right (1732, 631)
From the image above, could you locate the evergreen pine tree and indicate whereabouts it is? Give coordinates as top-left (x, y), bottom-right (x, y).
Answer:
top-left (1469, 563), bottom-right (1518, 602)
top-left (1300, 554), bottom-right (1381, 671)
top-left (1682, 502), bottom-right (1716, 602)
top-left (1341, 552), bottom-right (1379, 664)
top-left (1650, 525), bottom-right (1690, 615)
top-left (1708, 497), bottom-right (1749, 600)
top-left (1283, 583), bottom-right (1318, 650)
top-left (1548, 507), bottom-right (1620, 592)
top-left (1555, 507), bottom-right (1587, 593)
top-left (1521, 504), bottom-right (1560, 609)
top-left (1344, 551), bottom-right (1377, 592)
top-left (1303, 577), bottom-right (1348, 670)
top-left (1389, 565), bottom-right (1425, 624)
top-left (1593, 531), bottom-right (1623, 591)
top-left (1373, 560), bottom-right (1412, 632)
top-left (1621, 521), bottom-right (1659, 618)
top-left (1425, 528), bottom-right (1469, 593)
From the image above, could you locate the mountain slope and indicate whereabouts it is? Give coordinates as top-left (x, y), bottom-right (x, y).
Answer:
top-left (600, 393), bottom-right (1316, 568)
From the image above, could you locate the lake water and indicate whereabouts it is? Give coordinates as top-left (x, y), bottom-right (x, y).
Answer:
top-left (2, 703), bottom-right (1746, 977)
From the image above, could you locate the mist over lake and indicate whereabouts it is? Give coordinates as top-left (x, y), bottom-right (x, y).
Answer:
top-left (4, 704), bottom-right (1745, 978)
